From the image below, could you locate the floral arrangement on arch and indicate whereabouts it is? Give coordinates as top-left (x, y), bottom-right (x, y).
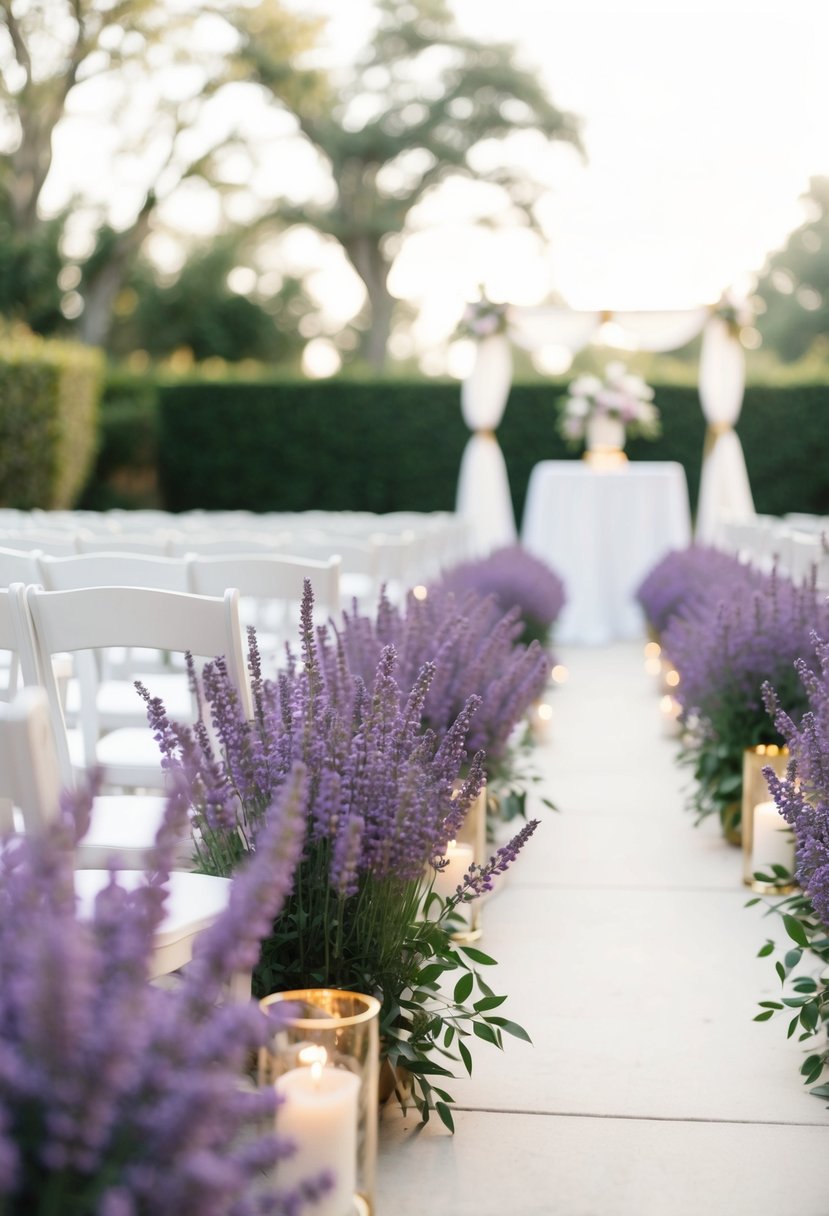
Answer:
top-left (456, 295), bottom-right (509, 341)
top-left (557, 361), bottom-right (660, 446)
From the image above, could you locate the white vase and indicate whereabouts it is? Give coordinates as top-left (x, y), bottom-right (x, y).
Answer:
top-left (586, 414), bottom-right (626, 453)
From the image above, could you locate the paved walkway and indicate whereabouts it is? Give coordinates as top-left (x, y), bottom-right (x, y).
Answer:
top-left (376, 641), bottom-right (829, 1215)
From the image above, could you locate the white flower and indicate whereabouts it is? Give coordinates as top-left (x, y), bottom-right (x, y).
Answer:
top-left (565, 394), bottom-right (591, 418)
top-left (570, 375), bottom-right (601, 398)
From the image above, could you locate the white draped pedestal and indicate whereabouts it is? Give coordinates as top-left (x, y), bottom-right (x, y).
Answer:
top-left (694, 316), bottom-right (755, 543)
top-left (456, 334), bottom-right (517, 555)
top-left (521, 461), bottom-right (692, 645)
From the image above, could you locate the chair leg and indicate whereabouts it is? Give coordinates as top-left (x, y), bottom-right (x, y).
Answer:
top-left (229, 970), bottom-right (252, 1004)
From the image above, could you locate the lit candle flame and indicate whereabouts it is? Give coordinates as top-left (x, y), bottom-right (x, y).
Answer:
top-left (644, 641), bottom-right (661, 659)
top-left (551, 665), bottom-right (568, 684)
top-left (412, 584), bottom-right (428, 601)
top-left (537, 702), bottom-right (553, 721)
top-left (298, 1044), bottom-right (328, 1083)
top-left (665, 669), bottom-right (680, 688)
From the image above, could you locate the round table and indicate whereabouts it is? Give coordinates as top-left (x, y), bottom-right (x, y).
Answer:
top-left (521, 460), bottom-right (692, 645)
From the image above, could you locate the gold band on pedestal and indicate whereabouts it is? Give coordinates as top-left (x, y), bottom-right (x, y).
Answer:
top-left (703, 420), bottom-right (732, 457)
top-left (476, 428), bottom-right (496, 440)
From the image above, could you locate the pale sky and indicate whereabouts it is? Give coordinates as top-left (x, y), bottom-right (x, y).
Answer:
top-left (42, 0), bottom-right (829, 371)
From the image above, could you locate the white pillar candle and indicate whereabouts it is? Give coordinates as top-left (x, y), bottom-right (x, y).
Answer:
top-left (275, 1049), bottom-right (360, 1216)
top-left (751, 801), bottom-right (795, 876)
top-left (425, 840), bottom-right (474, 927)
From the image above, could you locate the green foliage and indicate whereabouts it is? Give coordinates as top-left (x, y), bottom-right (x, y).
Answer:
top-left (108, 238), bottom-right (311, 365)
top-left (238, 0), bottom-right (582, 365)
top-left (755, 176), bottom-right (829, 363)
top-left (77, 370), bottom-right (161, 510)
top-left (753, 889), bottom-right (829, 1101)
top-left (0, 330), bottom-right (103, 508)
top-left (81, 372), bottom-right (829, 521)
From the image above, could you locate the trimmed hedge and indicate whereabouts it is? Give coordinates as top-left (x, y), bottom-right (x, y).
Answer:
top-left (0, 333), bottom-right (103, 509)
top-left (82, 376), bottom-right (829, 524)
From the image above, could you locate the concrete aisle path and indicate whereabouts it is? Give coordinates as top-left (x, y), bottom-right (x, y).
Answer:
top-left (376, 641), bottom-right (829, 1216)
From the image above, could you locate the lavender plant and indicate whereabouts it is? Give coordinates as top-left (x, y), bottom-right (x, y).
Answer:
top-left (635, 544), bottom-right (761, 636)
top-left (751, 634), bottom-right (829, 1099)
top-left (0, 764), bottom-right (327, 1216)
top-left (436, 545), bottom-right (566, 651)
top-left (325, 583), bottom-right (552, 826)
top-left (663, 569), bottom-right (829, 832)
top-left (141, 584), bottom-right (540, 1128)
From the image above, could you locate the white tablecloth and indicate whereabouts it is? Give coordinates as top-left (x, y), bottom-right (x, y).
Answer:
top-left (521, 460), bottom-right (692, 646)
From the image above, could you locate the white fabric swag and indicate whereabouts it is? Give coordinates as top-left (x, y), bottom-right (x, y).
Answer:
top-left (456, 305), bottom-right (754, 552)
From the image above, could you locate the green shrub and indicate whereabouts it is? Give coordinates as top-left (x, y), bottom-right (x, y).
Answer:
top-left (0, 331), bottom-right (103, 509)
top-left (74, 372), bottom-right (829, 523)
top-left (78, 369), bottom-right (161, 510)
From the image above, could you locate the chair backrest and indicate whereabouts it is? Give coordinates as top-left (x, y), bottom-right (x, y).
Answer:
top-left (185, 552), bottom-right (341, 615)
top-left (0, 685), bottom-right (62, 836)
top-left (19, 584), bottom-right (252, 786)
top-left (36, 551), bottom-right (190, 593)
top-left (75, 531), bottom-right (175, 556)
top-left (0, 545), bottom-right (42, 588)
top-left (168, 531), bottom-right (292, 557)
top-left (0, 530), bottom-right (79, 556)
top-left (186, 552), bottom-right (341, 659)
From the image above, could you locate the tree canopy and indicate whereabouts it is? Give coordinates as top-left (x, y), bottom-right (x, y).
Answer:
top-left (229, 0), bottom-right (584, 368)
top-left (754, 176), bottom-right (829, 364)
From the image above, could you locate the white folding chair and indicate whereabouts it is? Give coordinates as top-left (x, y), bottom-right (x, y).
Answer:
top-left (185, 552), bottom-right (341, 662)
top-left (18, 583), bottom-right (252, 794)
top-left (75, 530), bottom-right (175, 555)
top-left (35, 551), bottom-right (194, 725)
top-left (0, 685), bottom-right (235, 983)
top-left (0, 586), bottom-right (179, 868)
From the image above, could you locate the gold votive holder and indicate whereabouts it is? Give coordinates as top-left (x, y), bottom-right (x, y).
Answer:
top-left (740, 745), bottom-right (796, 893)
top-left (259, 989), bottom-right (380, 1216)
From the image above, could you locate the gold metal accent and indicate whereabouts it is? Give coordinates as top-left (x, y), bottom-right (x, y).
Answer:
top-left (740, 746), bottom-right (797, 893)
top-left (703, 421), bottom-right (732, 457)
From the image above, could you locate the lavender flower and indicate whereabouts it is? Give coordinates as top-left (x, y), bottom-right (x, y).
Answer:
top-left (436, 545), bottom-right (565, 651)
top-left (765, 633), bottom-right (829, 925)
top-left (0, 766), bottom-right (314, 1216)
top-left (328, 585), bottom-right (550, 770)
top-left (636, 544), bottom-right (762, 635)
top-left (663, 568), bottom-right (829, 826)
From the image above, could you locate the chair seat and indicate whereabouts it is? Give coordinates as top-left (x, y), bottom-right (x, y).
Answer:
top-left (73, 869), bottom-right (233, 977)
top-left (68, 727), bottom-right (168, 790)
top-left (64, 671), bottom-right (194, 730)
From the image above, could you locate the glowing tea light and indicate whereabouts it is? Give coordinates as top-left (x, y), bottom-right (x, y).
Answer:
top-left (275, 1044), bottom-right (360, 1216)
top-left (644, 641), bottom-right (662, 659)
top-left (412, 584), bottom-right (428, 601)
top-left (664, 669), bottom-right (680, 689)
top-left (751, 801), bottom-right (795, 877)
top-left (433, 840), bottom-right (474, 903)
top-left (659, 694), bottom-right (681, 737)
top-left (644, 657), bottom-right (662, 677)
top-left (551, 664), bottom-right (569, 684)
top-left (531, 700), bottom-right (554, 743)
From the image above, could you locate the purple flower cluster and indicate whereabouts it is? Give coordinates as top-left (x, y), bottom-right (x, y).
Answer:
top-left (663, 569), bottom-right (829, 745)
top-left (144, 588), bottom-right (487, 890)
top-left (0, 767), bottom-right (321, 1216)
top-left (436, 545), bottom-right (565, 650)
top-left (636, 545), bottom-right (762, 635)
top-left (328, 585), bottom-right (550, 769)
top-left (765, 634), bottom-right (829, 925)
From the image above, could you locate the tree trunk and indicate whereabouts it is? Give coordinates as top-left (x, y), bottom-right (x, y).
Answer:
top-left (343, 234), bottom-right (394, 373)
top-left (77, 196), bottom-right (155, 349)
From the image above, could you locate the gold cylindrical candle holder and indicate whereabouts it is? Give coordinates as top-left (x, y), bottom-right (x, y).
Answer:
top-left (740, 745), bottom-right (796, 892)
top-left (259, 989), bottom-right (380, 1216)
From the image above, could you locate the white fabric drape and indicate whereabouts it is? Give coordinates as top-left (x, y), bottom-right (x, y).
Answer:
top-left (456, 334), bottom-right (517, 554)
top-left (695, 316), bottom-right (754, 544)
top-left (456, 302), bottom-right (752, 553)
